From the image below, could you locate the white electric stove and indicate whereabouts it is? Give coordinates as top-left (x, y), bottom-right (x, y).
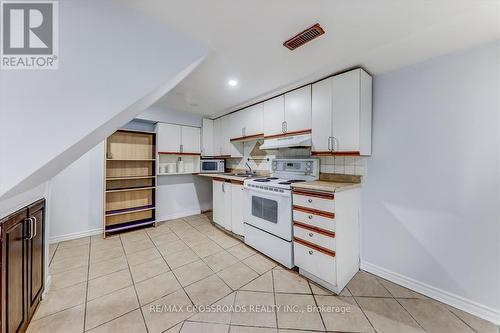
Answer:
top-left (243, 158), bottom-right (319, 268)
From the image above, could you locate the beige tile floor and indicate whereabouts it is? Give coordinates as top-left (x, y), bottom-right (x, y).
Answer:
top-left (29, 213), bottom-right (499, 333)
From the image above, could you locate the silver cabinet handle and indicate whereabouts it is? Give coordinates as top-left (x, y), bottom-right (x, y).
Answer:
top-left (222, 183), bottom-right (225, 192)
top-left (332, 137), bottom-right (337, 151)
top-left (308, 215), bottom-right (313, 219)
top-left (308, 232), bottom-right (314, 237)
top-left (308, 199), bottom-right (313, 203)
top-left (308, 250), bottom-right (314, 255)
top-left (284, 121), bottom-right (287, 133)
top-left (281, 121), bottom-right (285, 133)
top-left (180, 144), bottom-right (183, 153)
top-left (327, 136), bottom-right (331, 151)
top-left (32, 216), bottom-right (37, 238)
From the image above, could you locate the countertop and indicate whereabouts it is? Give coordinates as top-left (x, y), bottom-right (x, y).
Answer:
top-left (197, 173), bottom-right (259, 182)
top-left (291, 180), bottom-right (360, 193)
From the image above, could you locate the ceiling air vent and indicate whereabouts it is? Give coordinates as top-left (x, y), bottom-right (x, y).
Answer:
top-left (283, 23), bottom-right (325, 50)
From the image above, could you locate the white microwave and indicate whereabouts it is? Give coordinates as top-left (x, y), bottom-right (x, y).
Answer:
top-left (200, 159), bottom-right (225, 173)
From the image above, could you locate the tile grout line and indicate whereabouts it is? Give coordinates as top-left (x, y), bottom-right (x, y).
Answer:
top-left (118, 233), bottom-right (150, 333)
top-left (445, 307), bottom-right (481, 333)
top-left (270, 268), bottom-right (279, 330)
top-left (307, 280), bottom-right (327, 332)
top-left (350, 295), bottom-right (378, 333)
top-left (82, 236), bottom-right (92, 332)
top-left (392, 296), bottom-right (429, 333)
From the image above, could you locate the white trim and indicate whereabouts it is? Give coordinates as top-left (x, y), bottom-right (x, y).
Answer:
top-left (49, 228), bottom-right (103, 244)
top-left (157, 209), bottom-right (201, 222)
top-left (361, 260), bottom-right (500, 325)
top-left (42, 275), bottom-right (51, 299)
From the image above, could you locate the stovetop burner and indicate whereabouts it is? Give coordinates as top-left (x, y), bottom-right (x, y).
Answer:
top-left (253, 178), bottom-right (270, 182)
top-left (289, 179), bottom-right (306, 183)
top-left (278, 181), bottom-right (292, 185)
top-left (266, 177), bottom-right (279, 180)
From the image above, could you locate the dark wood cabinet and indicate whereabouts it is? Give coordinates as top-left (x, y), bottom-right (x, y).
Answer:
top-left (1, 199), bottom-right (45, 333)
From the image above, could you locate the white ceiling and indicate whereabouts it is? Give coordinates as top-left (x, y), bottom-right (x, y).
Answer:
top-left (119, 0), bottom-right (500, 117)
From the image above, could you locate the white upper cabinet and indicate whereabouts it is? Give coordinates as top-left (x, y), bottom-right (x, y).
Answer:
top-left (156, 123), bottom-right (181, 153)
top-left (332, 70), bottom-right (360, 153)
top-left (201, 118), bottom-right (214, 156)
top-left (263, 95), bottom-right (284, 136)
top-left (156, 123), bottom-right (200, 154)
top-left (240, 103), bottom-right (263, 137)
top-left (181, 126), bottom-right (200, 154)
top-left (226, 113), bottom-right (243, 157)
top-left (284, 85), bottom-right (311, 133)
top-left (311, 68), bottom-right (372, 155)
top-left (213, 118), bottom-right (223, 156)
top-left (311, 78), bottom-right (333, 152)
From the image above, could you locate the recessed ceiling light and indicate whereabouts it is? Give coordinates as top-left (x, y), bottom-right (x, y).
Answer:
top-left (228, 79), bottom-right (238, 87)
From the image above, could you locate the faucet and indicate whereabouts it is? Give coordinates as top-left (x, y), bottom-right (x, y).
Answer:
top-left (245, 162), bottom-right (253, 174)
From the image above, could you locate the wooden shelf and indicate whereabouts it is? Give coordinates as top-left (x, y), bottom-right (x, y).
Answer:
top-left (158, 152), bottom-right (201, 156)
top-left (106, 159), bottom-right (156, 161)
top-left (105, 218), bottom-right (155, 233)
top-left (106, 186), bottom-right (155, 193)
top-left (105, 205), bottom-right (155, 216)
top-left (158, 172), bottom-right (199, 176)
top-left (106, 176), bottom-right (155, 180)
top-left (104, 129), bottom-right (156, 237)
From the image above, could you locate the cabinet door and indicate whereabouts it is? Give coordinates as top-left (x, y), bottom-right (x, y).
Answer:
top-left (181, 126), bottom-right (200, 154)
top-left (213, 118), bottom-right (223, 156)
top-left (284, 85), bottom-right (311, 133)
top-left (201, 118), bottom-right (214, 156)
top-left (27, 202), bottom-right (44, 320)
top-left (157, 123), bottom-right (181, 153)
top-left (228, 110), bottom-right (245, 139)
top-left (332, 70), bottom-right (360, 152)
top-left (223, 182), bottom-right (232, 231)
top-left (221, 116), bottom-right (231, 156)
top-left (2, 211), bottom-right (28, 333)
top-left (212, 180), bottom-right (224, 227)
top-left (241, 103), bottom-right (263, 137)
top-left (263, 95), bottom-right (284, 136)
top-left (230, 183), bottom-right (244, 236)
top-left (312, 78), bottom-right (333, 153)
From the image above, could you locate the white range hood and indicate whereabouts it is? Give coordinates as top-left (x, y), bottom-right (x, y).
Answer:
top-left (259, 133), bottom-right (312, 150)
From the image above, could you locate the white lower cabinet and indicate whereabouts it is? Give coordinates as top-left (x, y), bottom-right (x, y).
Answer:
top-left (230, 182), bottom-right (244, 236)
top-left (212, 179), bottom-right (244, 236)
top-left (292, 187), bottom-right (360, 294)
top-left (212, 179), bottom-right (225, 227)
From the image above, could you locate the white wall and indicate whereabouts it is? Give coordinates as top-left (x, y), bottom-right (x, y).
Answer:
top-left (156, 175), bottom-right (212, 221)
top-left (0, 0), bottom-right (207, 201)
top-left (361, 41), bottom-right (500, 323)
top-left (48, 142), bottom-right (104, 243)
top-left (46, 107), bottom-right (212, 241)
top-left (137, 105), bottom-right (202, 127)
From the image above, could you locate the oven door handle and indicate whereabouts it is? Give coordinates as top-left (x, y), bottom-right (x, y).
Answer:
top-left (244, 186), bottom-right (291, 198)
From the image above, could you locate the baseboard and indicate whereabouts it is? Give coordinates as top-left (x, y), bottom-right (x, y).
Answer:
top-left (361, 260), bottom-right (500, 325)
top-left (49, 228), bottom-right (103, 244)
top-left (157, 209), bottom-right (201, 222)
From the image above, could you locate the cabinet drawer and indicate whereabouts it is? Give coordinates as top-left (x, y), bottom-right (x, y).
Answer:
top-left (294, 240), bottom-right (336, 285)
top-left (293, 207), bottom-right (335, 232)
top-left (293, 224), bottom-right (335, 250)
top-left (293, 190), bottom-right (334, 213)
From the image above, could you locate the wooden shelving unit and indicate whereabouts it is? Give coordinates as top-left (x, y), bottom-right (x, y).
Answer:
top-left (104, 129), bottom-right (156, 236)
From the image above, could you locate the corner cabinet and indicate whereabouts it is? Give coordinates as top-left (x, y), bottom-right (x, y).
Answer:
top-left (311, 68), bottom-right (372, 156)
top-left (1, 199), bottom-right (45, 333)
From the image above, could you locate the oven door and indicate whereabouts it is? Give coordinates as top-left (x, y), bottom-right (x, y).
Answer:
top-left (244, 186), bottom-right (292, 241)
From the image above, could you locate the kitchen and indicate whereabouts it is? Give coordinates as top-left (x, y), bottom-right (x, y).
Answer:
top-left (0, 1), bottom-right (499, 333)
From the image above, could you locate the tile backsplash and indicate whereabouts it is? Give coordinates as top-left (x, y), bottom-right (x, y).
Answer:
top-left (226, 141), bottom-right (367, 176)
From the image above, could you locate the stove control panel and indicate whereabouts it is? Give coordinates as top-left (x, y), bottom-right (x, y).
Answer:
top-left (271, 159), bottom-right (319, 179)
